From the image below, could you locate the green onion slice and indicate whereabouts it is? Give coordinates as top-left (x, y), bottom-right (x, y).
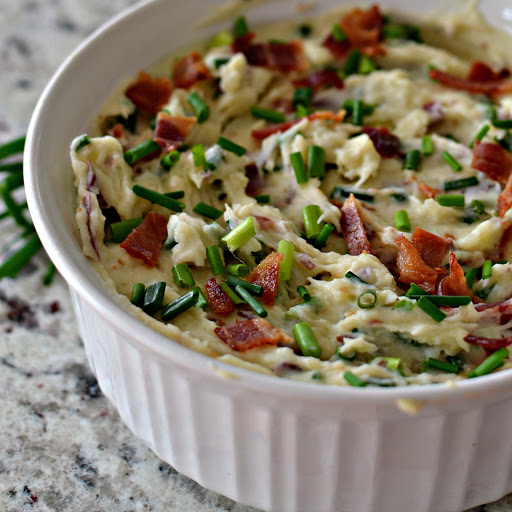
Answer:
top-left (443, 176), bottom-right (479, 191)
top-left (124, 139), bottom-right (161, 165)
top-left (206, 245), bottom-right (224, 275)
top-left (130, 283), bottom-right (145, 307)
top-left (277, 240), bottom-right (294, 281)
top-left (308, 145), bottom-right (326, 179)
top-left (143, 281), bottom-right (166, 316)
top-left (225, 275), bottom-right (262, 296)
top-left (161, 150), bottom-right (180, 170)
top-left (219, 282), bottom-right (245, 304)
top-left (234, 285), bottom-right (267, 317)
top-left (394, 209), bottom-right (411, 232)
top-left (132, 184), bottom-right (185, 212)
top-left (297, 285), bottom-right (312, 302)
top-left (160, 288), bottom-right (199, 322)
top-left (417, 296), bottom-right (446, 322)
top-left (188, 92), bottom-right (210, 123)
top-left (481, 259), bottom-right (493, 280)
top-left (441, 151), bottom-right (462, 172)
top-left (290, 151), bottom-right (308, 184)
top-left (403, 149), bottom-right (421, 171)
top-left (222, 217), bottom-right (255, 252)
top-left (293, 322), bottom-right (322, 358)
top-left (193, 201), bottom-right (223, 220)
top-left (217, 136), bottom-right (246, 157)
top-left (250, 106), bottom-right (285, 123)
top-left (437, 194), bottom-right (465, 208)
top-left (421, 135), bottom-right (433, 156)
top-left (302, 205), bottom-right (323, 239)
top-left (357, 290), bottom-right (377, 309)
top-left (226, 263), bottom-right (250, 277)
top-left (172, 263), bottom-right (195, 288)
top-left (109, 217), bottom-right (143, 243)
top-left (343, 371), bottom-right (366, 387)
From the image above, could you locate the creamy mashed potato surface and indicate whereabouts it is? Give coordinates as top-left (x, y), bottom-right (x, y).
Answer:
top-left (71, 4), bottom-right (512, 386)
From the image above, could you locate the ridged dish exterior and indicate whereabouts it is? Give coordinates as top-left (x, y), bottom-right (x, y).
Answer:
top-left (71, 288), bottom-right (512, 512)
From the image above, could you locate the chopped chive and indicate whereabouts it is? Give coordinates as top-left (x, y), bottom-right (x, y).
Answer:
top-left (343, 49), bottom-right (361, 76)
top-left (193, 201), bottom-right (223, 220)
top-left (0, 234), bottom-right (41, 279)
top-left (209, 29), bottom-right (234, 48)
top-left (297, 285), bottom-right (311, 302)
top-left (373, 356), bottom-right (403, 372)
top-left (277, 239), bottom-right (294, 281)
top-left (424, 357), bottom-right (460, 374)
top-left (124, 139), bottom-right (161, 165)
top-left (465, 267), bottom-right (478, 289)
top-left (161, 150), bottom-right (180, 169)
top-left (357, 290), bottom-right (377, 309)
top-left (293, 87), bottom-right (313, 109)
top-left (331, 24), bottom-right (346, 42)
top-left (308, 145), bottom-right (325, 179)
top-left (403, 149), bottom-right (421, 170)
top-left (314, 223), bottom-right (334, 249)
top-left (343, 99), bottom-right (375, 116)
top-left (441, 151), bottom-right (462, 172)
top-left (254, 194), bottom-right (271, 204)
top-left (417, 296), bottom-right (446, 322)
top-left (160, 288), bottom-right (199, 322)
top-left (217, 136), bottom-right (246, 157)
top-left (75, 135), bottom-right (91, 152)
top-left (358, 55), bottom-right (378, 75)
top-left (443, 176), bottom-right (479, 191)
top-left (194, 287), bottom-right (209, 310)
top-left (421, 135), bottom-right (433, 156)
top-left (109, 217), bottom-right (143, 243)
top-left (437, 194), bottom-right (465, 207)
top-left (130, 283), bottom-right (145, 307)
top-left (302, 205), bottom-right (323, 239)
top-left (234, 285), bottom-right (267, 317)
top-left (344, 271), bottom-right (369, 285)
top-left (470, 199), bottom-right (486, 215)
top-left (293, 322), bottom-right (322, 358)
top-left (489, 107), bottom-right (512, 129)
top-left (214, 57), bottom-right (231, 69)
top-left (0, 136), bottom-right (25, 160)
top-left (392, 299), bottom-right (415, 311)
top-left (351, 99), bottom-right (364, 126)
top-left (172, 263), bottom-right (195, 288)
top-left (495, 131), bottom-right (512, 151)
top-left (290, 151), bottom-right (308, 184)
top-left (481, 259), bottom-right (493, 280)
top-left (405, 283), bottom-right (428, 297)
top-left (233, 15), bottom-right (249, 38)
top-left (222, 217), bottom-right (255, 252)
top-left (0, 180), bottom-right (28, 226)
top-left (394, 209), bottom-right (411, 232)
top-left (191, 144), bottom-right (206, 167)
top-left (250, 106), bottom-right (285, 123)
top-left (297, 23), bottom-right (312, 37)
top-left (226, 263), bottom-right (250, 277)
top-left (226, 275), bottom-right (262, 296)
top-left (206, 245), bottom-right (224, 275)
top-left (312, 371), bottom-right (323, 380)
top-left (331, 186), bottom-right (374, 203)
top-left (468, 347), bottom-right (509, 378)
top-left (187, 92), bottom-right (209, 124)
top-left (219, 282), bottom-right (244, 304)
top-left (132, 184), bottom-right (185, 212)
top-left (3, 172), bottom-right (24, 191)
top-left (406, 295), bottom-right (470, 306)
top-left (0, 162), bottom-right (23, 173)
top-left (42, 261), bottom-right (57, 286)
top-left (469, 124), bottom-right (490, 148)
top-left (336, 346), bottom-right (356, 361)
top-left (343, 371), bottom-right (366, 387)
top-left (142, 281), bottom-right (166, 315)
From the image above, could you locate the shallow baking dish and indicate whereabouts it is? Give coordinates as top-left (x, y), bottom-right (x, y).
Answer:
top-left (24, 0), bottom-right (512, 511)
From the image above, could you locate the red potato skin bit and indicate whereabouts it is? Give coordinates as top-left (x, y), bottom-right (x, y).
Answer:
top-left (292, 69), bottom-right (344, 92)
top-left (204, 278), bottom-right (236, 316)
top-left (340, 193), bottom-right (371, 256)
top-left (125, 71), bottom-right (173, 114)
top-left (153, 112), bottom-right (196, 153)
top-left (471, 140), bottom-right (512, 188)
top-left (120, 211), bottom-right (168, 267)
top-left (172, 52), bottom-right (211, 89)
top-left (411, 227), bottom-right (448, 268)
top-left (362, 126), bottom-right (401, 158)
top-left (246, 251), bottom-right (284, 306)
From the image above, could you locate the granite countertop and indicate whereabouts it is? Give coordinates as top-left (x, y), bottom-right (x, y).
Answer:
top-left (0, 1), bottom-right (511, 511)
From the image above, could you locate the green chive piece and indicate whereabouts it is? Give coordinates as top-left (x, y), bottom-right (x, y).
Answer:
top-left (470, 199), bottom-right (486, 215)
top-left (219, 282), bottom-right (245, 304)
top-left (0, 162), bottom-right (23, 173)
top-left (314, 223), bottom-right (334, 249)
top-left (392, 299), bottom-right (415, 311)
top-left (308, 145), bottom-right (325, 179)
top-left (331, 24), bottom-right (346, 42)
top-left (290, 151), bottom-right (308, 184)
top-left (343, 99), bottom-right (375, 116)
top-left (297, 23), bottom-right (312, 37)
top-left (132, 184), bottom-right (185, 212)
top-left (222, 217), bottom-right (255, 252)
top-left (373, 356), bottom-right (403, 372)
top-left (160, 288), bottom-right (199, 322)
top-left (234, 285), bottom-right (267, 317)
top-left (468, 347), bottom-right (509, 378)
top-left (42, 261), bottom-right (57, 286)
top-left (0, 234), bottom-right (41, 279)
top-left (250, 106), bottom-right (285, 123)
top-left (406, 295), bottom-right (470, 306)
top-left (277, 240), bottom-right (294, 281)
top-left (312, 371), bottom-right (323, 381)
top-left (187, 91), bottom-right (210, 124)
top-left (293, 87), bottom-right (313, 109)
top-left (233, 15), bottom-right (249, 38)
top-left (226, 263), bottom-right (250, 277)
top-left (75, 135), bottom-right (91, 152)
top-left (124, 139), bottom-right (161, 165)
top-left (3, 172), bottom-right (23, 191)
top-left (193, 201), bottom-right (223, 220)
top-left (394, 210), bottom-right (411, 232)
top-left (331, 187), bottom-right (374, 203)
top-left (336, 346), bottom-right (357, 361)
top-left (465, 267), bottom-right (478, 289)
top-left (143, 281), bottom-right (166, 315)
top-left (345, 271), bottom-right (369, 285)
top-left (191, 144), bottom-right (206, 167)
top-left (417, 296), bottom-right (446, 322)
top-left (109, 217), bottom-right (143, 243)
top-left (392, 192), bottom-right (408, 202)
top-left (358, 55), bottom-right (378, 75)
top-left (226, 275), bottom-right (262, 296)
top-left (437, 194), bottom-right (465, 208)
top-left (254, 194), bottom-right (271, 204)
top-left (214, 57), bottom-right (231, 69)
top-left (194, 287), bottom-right (209, 310)
top-left (357, 290), bottom-right (377, 309)
top-left (469, 124), bottom-right (490, 148)
top-left (405, 283), bottom-right (428, 297)
top-left (130, 283), bottom-right (145, 307)
top-left (172, 263), bottom-right (195, 288)
top-left (424, 357), bottom-right (460, 374)
top-left (0, 180), bottom-right (28, 227)
top-left (441, 151), bottom-right (462, 172)
top-left (443, 176), bottom-right (479, 191)
top-left (496, 131), bottom-right (512, 151)
top-left (209, 29), bottom-right (234, 48)
top-left (206, 245), bottom-right (224, 275)
top-left (352, 99), bottom-right (364, 126)
top-left (481, 259), bottom-right (493, 280)
top-left (217, 136), bottom-right (246, 157)
top-left (164, 192), bottom-right (185, 202)
top-left (489, 107), bottom-right (512, 130)
top-left (161, 150), bottom-right (180, 170)
top-left (293, 322), bottom-right (322, 358)
top-left (421, 135), bottom-right (433, 156)
top-left (343, 49), bottom-right (361, 76)
top-left (403, 149), bottom-right (421, 170)
top-left (0, 136), bottom-right (25, 160)
top-left (343, 371), bottom-right (366, 387)
top-left (297, 285), bottom-right (311, 302)
top-left (302, 205), bottom-right (323, 239)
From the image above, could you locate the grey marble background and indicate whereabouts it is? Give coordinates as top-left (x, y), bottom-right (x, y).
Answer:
top-left (0, 1), bottom-right (511, 511)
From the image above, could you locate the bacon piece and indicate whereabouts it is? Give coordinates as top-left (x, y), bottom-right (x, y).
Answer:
top-left (298, 253), bottom-right (316, 270)
top-left (411, 227), bottom-right (448, 268)
top-left (362, 126), bottom-right (400, 158)
top-left (437, 252), bottom-right (476, 300)
top-left (340, 194), bottom-right (371, 256)
top-left (120, 211), bottom-right (168, 267)
top-left (204, 278), bottom-right (236, 316)
top-left (471, 140), bottom-right (512, 188)
top-left (395, 235), bottom-right (438, 293)
top-left (246, 251), bottom-right (284, 306)
top-left (465, 334), bottom-right (512, 352)
top-left (498, 171), bottom-right (512, 218)
top-left (418, 182), bottom-right (439, 199)
top-left (292, 70), bottom-right (344, 92)
top-left (214, 318), bottom-right (292, 351)
top-left (308, 110), bottom-right (345, 123)
top-left (125, 71), bottom-right (173, 114)
top-left (172, 52), bottom-right (211, 89)
top-left (467, 61), bottom-right (510, 82)
top-left (153, 112), bottom-right (196, 153)
top-left (323, 5), bottom-right (384, 60)
top-left (254, 215), bottom-right (277, 231)
top-left (110, 123), bottom-right (125, 139)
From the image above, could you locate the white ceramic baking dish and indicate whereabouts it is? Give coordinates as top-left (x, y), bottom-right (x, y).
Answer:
top-left (24, 1), bottom-right (512, 511)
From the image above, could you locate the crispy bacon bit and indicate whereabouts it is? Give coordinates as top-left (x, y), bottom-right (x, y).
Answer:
top-left (395, 235), bottom-right (438, 294)
top-left (125, 71), bottom-right (173, 114)
top-left (411, 227), bottom-right (448, 268)
top-left (418, 182), bottom-right (440, 199)
top-left (465, 334), bottom-right (512, 352)
top-left (246, 251), bottom-right (284, 306)
top-left (153, 112), bottom-right (196, 153)
top-left (172, 51), bottom-right (211, 89)
top-left (468, 61), bottom-right (510, 82)
top-left (340, 194), bottom-right (371, 256)
top-left (362, 126), bottom-right (401, 158)
top-left (205, 278), bottom-right (236, 316)
top-left (498, 171), bottom-right (512, 218)
top-left (308, 110), bottom-right (345, 123)
top-left (120, 211), bottom-right (168, 267)
top-left (244, 163), bottom-right (265, 197)
top-left (214, 317), bottom-right (292, 351)
top-left (110, 123), bottom-right (125, 139)
top-left (438, 252), bottom-right (477, 300)
top-left (292, 70), bottom-right (344, 92)
top-left (471, 140), bottom-right (512, 188)
top-left (323, 5), bottom-right (384, 59)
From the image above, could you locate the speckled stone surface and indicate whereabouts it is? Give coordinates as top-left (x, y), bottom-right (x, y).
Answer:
top-left (1, 1), bottom-right (512, 511)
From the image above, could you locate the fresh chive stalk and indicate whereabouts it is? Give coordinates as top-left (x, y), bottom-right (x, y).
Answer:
top-left (250, 106), bottom-right (285, 123)
top-left (470, 199), bottom-right (486, 215)
top-left (235, 285), bottom-right (267, 317)
top-left (343, 371), bottom-right (366, 387)
top-left (209, 29), bottom-right (234, 48)
top-left (192, 144), bottom-right (206, 167)
top-left (161, 150), bottom-right (180, 169)
top-left (293, 87), bottom-right (313, 109)
top-left (193, 201), bottom-right (223, 220)
top-left (392, 299), bottom-right (415, 310)
top-left (373, 356), bottom-right (403, 372)
top-left (405, 295), bottom-right (470, 306)
top-left (358, 55), bottom-right (378, 75)
top-left (421, 135), bottom-right (433, 156)
top-left (255, 194), bottom-right (271, 204)
top-left (468, 347), bottom-right (509, 378)
top-left (424, 357), bottom-right (460, 374)
top-left (405, 283), bottom-right (427, 297)
top-left (160, 288), bottom-right (199, 322)
top-left (331, 187), bottom-right (374, 203)
top-left (143, 281), bottom-right (166, 315)
top-left (75, 135), bottom-right (91, 152)
top-left (214, 57), bottom-right (231, 69)
top-left (331, 24), bottom-right (346, 42)
top-left (132, 184), bottom-right (185, 212)
top-left (217, 136), bottom-right (246, 157)
top-left (222, 217), bottom-right (255, 252)
top-left (297, 285), bottom-right (311, 302)
top-left (109, 217), bottom-right (143, 243)
top-left (277, 239), bottom-right (294, 281)
top-left (293, 322), bottom-right (322, 358)
top-left (394, 209), bottom-right (411, 232)
top-left (343, 49), bottom-right (361, 76)
top-left (226, 263), bottom-right (250, 277)
top-left (219, 282), bottom-right (245, 304)
top-left (302, 205), bottom-right (323, 238)
top-left (469, 124), bottom-right (490, 148)
top-left (206, 245), bottom-right (224, 275)
top-left (345, 271), bottom-right (369, 285)
top-left (172, 263), bottom-right (196, 288)
top-left (308, 145), bottom-right (325, 179)
top-left (403, 149), bottom-right (421, 171)
top-left (351, 99), bottom-right (364, 126)
top-left (0, 180), bottom-right (28, 226)
top-left (443, 176), bottom-right (479, 191)
top-left (0, 162), bottom-right (23, 173)
top-left (417, 296), bottom-right (446, 322)
top-left (441, 151), bottom-right (462, 172)
top-left (0, 136), bottom-right (25, 160)
top-left (130, 283), bottom-right (145, 307)
top-left (124, 139), bottom-right (161, 165)
top-left (194, 287), bottom-right (209, 310)
top-left (465, 267), bottom-right (478, 289)
top-left (42, 262), bottom-right (57, 286)
top-left (489, 107), bottom-right (512, 129)
top-left (0, 234), bottom-right (41, 278)
top-left (290, 151), bottom-right (308, 184)
top-left (357, 290), bottom-right (377, 309)
top-left (225, 275), bottom-right (262, 296)
top-left (233, 16), bottom-right (249, 38)
top-left (187, 92), bottom-right (210, 123)
top-left (314, 223), bottom-right (334, 249)
top-left (481, 259), bottom-right (493, 280)
top-left (437, 194), bottom-right (465, 208)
